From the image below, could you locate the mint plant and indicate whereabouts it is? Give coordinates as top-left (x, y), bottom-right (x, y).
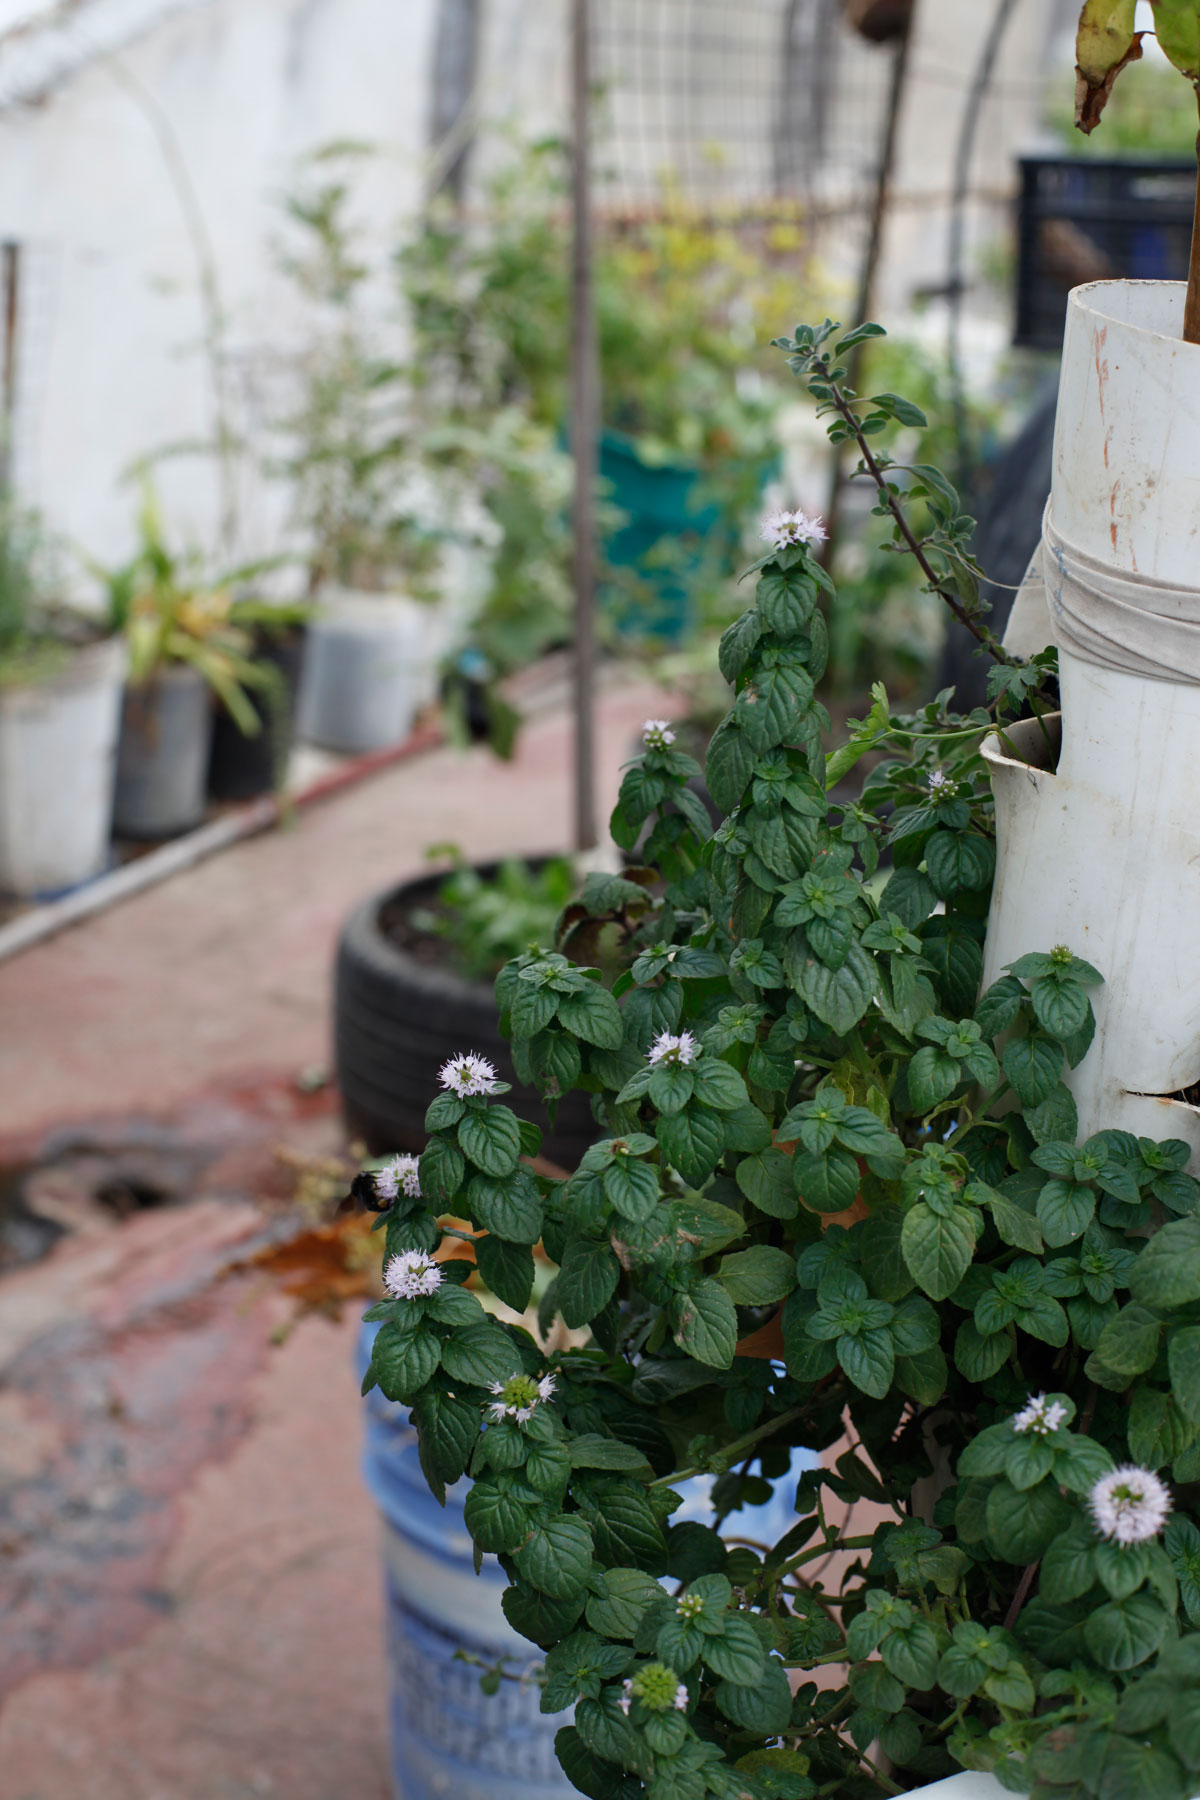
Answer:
top-left (360, 319), bottom-right (1200, 1800)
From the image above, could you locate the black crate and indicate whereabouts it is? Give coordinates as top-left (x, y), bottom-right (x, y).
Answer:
top-left (1014, 154), bottom-right (1196, 351)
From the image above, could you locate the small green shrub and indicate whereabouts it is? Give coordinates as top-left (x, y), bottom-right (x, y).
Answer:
top-left (410, 855), bottom-right (579, 985)
top-left (359, 321), bottom-right (1200, 1800)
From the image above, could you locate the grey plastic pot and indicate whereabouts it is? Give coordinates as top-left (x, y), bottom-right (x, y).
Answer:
top-left (296, 590), bottom-right (424, 755)
top-left (0, 634), bottom-right (126, 897)
top-left (114, 664), bottom-right (213, 840)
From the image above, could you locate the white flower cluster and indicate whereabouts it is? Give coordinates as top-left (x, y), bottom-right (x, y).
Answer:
top-left (618, 1676), bottom-right (689, 1716)
top-left (642, 719), bottom-right (676, 750)
top-left (383, 1249), bottom-right (443, 1300)
top-left (488, 1371), bottom-right (556, 1425)
top-left (439, 1051), bottom-right (501, 1098)
top-left (647, 1029), bottom-right (700, 1068)
top-left (927, 768), bottom-right (959, 799)
top-left (373, 1154), bottom-right (422, 1203)
top-left (1012, 1394), bottom-right (1068, 1437)
top-left (760, 507), bottom-right (827, 551)
top-left (1089, 1465), bottom-right (1172, 1545)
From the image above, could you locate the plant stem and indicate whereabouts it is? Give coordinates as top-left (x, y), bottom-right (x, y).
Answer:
top-left (826, 381), bottom-right (1015, 666)
top-left (854, 1750), bottom-right (905, 1797)
top-left (1186, 89), bottom-right (1200, 347)
top-left (1002, 1559), bottom-right (1040, 1631)
top-left (105, 56), bottom-right (239, 556)
top-left (648, 1401), bottom-right (811, 1488)
top-left (772, 1534), bottom-right (878, 1583)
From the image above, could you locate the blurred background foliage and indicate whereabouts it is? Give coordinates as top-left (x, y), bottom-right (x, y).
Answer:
top-left (273, 132), bottom-right (1012, 750)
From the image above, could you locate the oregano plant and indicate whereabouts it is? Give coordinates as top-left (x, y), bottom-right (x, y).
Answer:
top-left (359, 319), bottom-right (1200, 1800)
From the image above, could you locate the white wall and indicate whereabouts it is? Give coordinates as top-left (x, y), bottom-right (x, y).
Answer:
top-left (0, 0), bottom-right (438, 583)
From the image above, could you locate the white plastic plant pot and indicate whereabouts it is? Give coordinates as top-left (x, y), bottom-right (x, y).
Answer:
top-left (903, 1777), bottom-right (1007, 1800)
top-left (981, 279), bottom-right (1200, 1166)
top-left (295, 588), bottom-right (424, 755)
top-left (0, 634), bottom-right (126, 897)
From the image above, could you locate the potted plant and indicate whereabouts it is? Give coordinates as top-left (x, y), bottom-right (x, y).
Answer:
top-left (399, 143), bottom-right (797, 655)
top-left (102, 482), bottom-right (270, 838)
top-left (336, 851), bottom-right (632, 1171)
top-left (206, 596), bottom-right (311, 802)
top-left (277, 159), bottom-right (445, 755)
top-left (0, 505), bottom-right (125, 897)
top-left (347, 267), bottom-right (1200, 1800)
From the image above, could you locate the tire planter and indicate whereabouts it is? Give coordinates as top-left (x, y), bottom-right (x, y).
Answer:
top-left (113, 663), bottom-right (213, 840)
top-left (335, 864), bottom-right (600, 1167)
top-left (356, 1324), bottom-right (818, 1800)
top-left (0, 634), bottom-right (125, 897)
top-left (207, 627), bottom-right (306, 802)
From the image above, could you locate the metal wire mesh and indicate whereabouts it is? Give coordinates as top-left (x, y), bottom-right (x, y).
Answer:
top-left (474, 0), bottom-right (897, 236)
top-left (589, 0), bottom-right (892, 218)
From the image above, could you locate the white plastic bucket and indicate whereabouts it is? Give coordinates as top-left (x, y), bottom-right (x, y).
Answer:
top-left (0, 635), bottom-right (126, 898)
top-left (296, 589), bottom-right (426, 754)
top-left (983, 280), bottom-right (1200, 1162)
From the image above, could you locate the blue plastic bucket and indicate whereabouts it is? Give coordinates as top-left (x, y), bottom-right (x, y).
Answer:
top-left (357, 1324), bottom-right (819, 1799)
top-left (358, 1326), bottom-right (572, 1800)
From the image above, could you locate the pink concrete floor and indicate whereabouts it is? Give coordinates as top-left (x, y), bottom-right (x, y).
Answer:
top-left (0, 677), bottom-right (671, 1800)
top-left (0, 678), bottom-right (665, 1144)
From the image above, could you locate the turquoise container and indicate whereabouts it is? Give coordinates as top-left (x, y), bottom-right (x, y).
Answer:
top-left (598, 430), bottom-right (770, 644)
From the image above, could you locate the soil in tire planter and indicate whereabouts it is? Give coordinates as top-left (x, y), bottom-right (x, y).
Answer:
top-left (335, 866), bottom-right (603, 1169)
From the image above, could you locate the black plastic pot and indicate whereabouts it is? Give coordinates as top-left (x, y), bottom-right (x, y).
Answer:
top-left (207, 628), bottom-right (306, 802)
top-left (334, 864), bottom-right (602, 1167)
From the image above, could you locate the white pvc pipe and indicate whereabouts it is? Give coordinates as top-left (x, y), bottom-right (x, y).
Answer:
top-left (983, 279), bottom-right (1200, 1161)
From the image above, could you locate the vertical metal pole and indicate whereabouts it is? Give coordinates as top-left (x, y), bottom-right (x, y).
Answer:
top-left (821, 6), bottom-right (914, 561)
top-left (0, 244), bottom-right (19, 499)
top-left (570, 0), bottom-right (598, 852)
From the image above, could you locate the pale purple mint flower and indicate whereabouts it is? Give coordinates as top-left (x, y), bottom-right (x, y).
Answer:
top-left (374, 1154), bottom-right (421, 1203)
top-left (647, 1029), bottom-right (700, 1068)
top-left (927, 768), bottom-right (959, 799)
top-left (439, 1051), bottom-right (501, 1098)
top-left (760, 508), bottom-right (827, 551)
top-left (1089, 1465), bottom-right (1172, 1545)
top-left (383, 1249), bottom-right (443, 1300)
top-left (673, 1683), bottom-right (689, 1711)
top-left (618, 1678), bottom-right (634, 1716)
top-left (642, 719), bottom-right (676, 750)
top-left (1012, 1394), bottom-right (1068, 1437)
top-left (488, 1371), bottom-right (555, 1426)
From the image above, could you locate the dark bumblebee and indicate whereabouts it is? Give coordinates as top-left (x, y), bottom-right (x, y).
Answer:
top-left (345, 1169), bottom-right (391, 1213)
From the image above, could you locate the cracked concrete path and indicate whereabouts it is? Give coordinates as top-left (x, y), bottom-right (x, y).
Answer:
top-left (0, 678), bottom-right (671, 1799)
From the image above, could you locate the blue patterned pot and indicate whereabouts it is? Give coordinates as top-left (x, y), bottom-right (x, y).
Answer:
top-left (357, 1324), bottom-right (820, 1799)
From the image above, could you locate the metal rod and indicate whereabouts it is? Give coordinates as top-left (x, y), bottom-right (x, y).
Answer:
top-left (946, 0), bottom-right (1022, 486)
top-left (822, 4), bottom-right (915, 561)
top-left (0, 242), bottom-right (18, 498)
top-left (570, 0), bottom-right (598, 851)
top-left (1186, 101), bottom-right (1200, 346)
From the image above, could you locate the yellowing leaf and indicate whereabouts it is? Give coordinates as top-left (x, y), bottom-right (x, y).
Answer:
top-left (1075, 0), bottom-right (1143, 132)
